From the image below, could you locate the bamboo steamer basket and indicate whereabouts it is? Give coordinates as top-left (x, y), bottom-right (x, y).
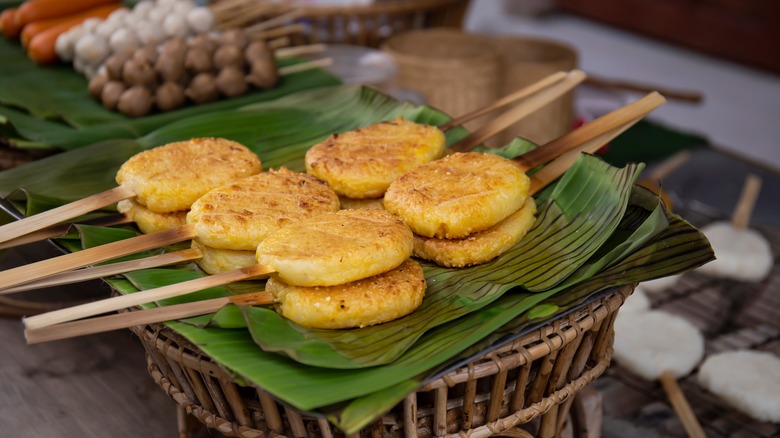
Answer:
top-left (381, 30), bottom-right (502, 137)
top-left (130, 284), bottom-right (633, 437)
top-left (382, 30), bottom-right (578, 147)
top-left (296, 0), bottom-right (470, 47)
top-left (489, 36), bottom-right (578, 146)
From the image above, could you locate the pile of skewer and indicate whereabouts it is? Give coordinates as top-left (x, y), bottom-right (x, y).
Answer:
top-left (0, 70), bottom-right (667, 344)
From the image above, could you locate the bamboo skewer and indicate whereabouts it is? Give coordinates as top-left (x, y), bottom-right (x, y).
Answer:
top-left (528, 114), bottom-right (644, 194)
top-left (448, 70), bottom-right (586, 152)
top-left (21, 105), bottom-right (659, 342)
top-left (275, 43), bottom-right (327, 59)
top-left (0, 224), bottom-right (197, 292)
top-left (439, 71), bottom-right (569, 132)
top-left (513, 91), bottom-right (666, 171)
top-left (248, 24), bottom-right (306, 41)
top-left (1, 248), bottom-right (202, 294)
top-left (243, 9), bottom-right (301, 34)
top-left (278, 57), bottom-right (333, 75)
top-left (0, 213), bottom-right (131, 251)
top-left (24, 264), bottom-right (273, 330)
top-left (731, 174), bottom-right (762, 230)
top-left (658, 371), bottom-right (708, 438)
top-left (0, 71), bottom-right (576, 253)
top-left (0, 186), bottom-right (135, 245)
top-left (0, 72), bottom-right (573, 290)
top-left (24, 291), bottom-right (274, 344)
top-left (267, 36), bottom-right (291, 50)
top-left (0, 79), bottom-right (655, 294)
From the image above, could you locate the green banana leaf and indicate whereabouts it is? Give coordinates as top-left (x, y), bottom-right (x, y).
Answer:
top-left (0, 87), bottom-right (465, 204)
top-left (332, 197), bottom-right (713, 433)
top-left (0, 36), bottom-right (341, 149)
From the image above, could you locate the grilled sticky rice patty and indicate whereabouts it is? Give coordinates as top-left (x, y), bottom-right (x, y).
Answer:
top-left (116, 138), bottom-right (262, 213)
top-left (413, 197), bottom-right (537, 267)
top-left (338, 196), bottom-right (384, 210)
top-left (191, 239), bottom-right (257, 275)
top-left (187, 168), bottom-right (340, 251)
top-left (305, 118), bottom-right (446, 199)
top-left (268, 259), bottom-right (425, 329)
top-left (384, 152), bottom-right (531, 239)
top-left (256, 209), bottom-right (413, 287)
top-left (117, 199), bottom-right (188, 234)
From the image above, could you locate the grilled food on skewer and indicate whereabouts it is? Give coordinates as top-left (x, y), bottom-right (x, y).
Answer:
top-left (697, 350), bottom-right (780, 423)
top-left (305, 118), bottom-right (446, 199)
top-left (412, 197), bottom-right (537, 268)
top-left (384, 93), bottom-right (666, 268)
top-left (307, 70), bottom-right (587, 207)
top-left (23, 208), bottom-right (416, 330)
top-left (190, 239), bottom-right (257, 275)
top-left (0, 137), bottom-right (262, 247)
top-left (697, 174), bottom-right (772, 282)
top-left (22, 96), bottom-right (666, 341)
top-left (268, 259), bottom-right (425, 329)
top-left (116, 199), bottom-right (187, 234)
top-left (257, 209), bottom-right (413, 287)
top-left (385, 152), bottom-right (531, 239)
top-left (185, 167), bottom-right (340, 273)
top-left (116, 137), bottom-right (262, 213)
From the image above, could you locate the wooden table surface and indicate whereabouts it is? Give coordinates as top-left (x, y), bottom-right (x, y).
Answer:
top-left (0, 241), bottom-right (178, 438)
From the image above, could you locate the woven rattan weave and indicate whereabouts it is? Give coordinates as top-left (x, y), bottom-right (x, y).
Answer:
top-left (131, 284), bottom-right (633, 437)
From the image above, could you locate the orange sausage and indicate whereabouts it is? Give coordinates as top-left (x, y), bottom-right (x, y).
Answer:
top-left (0, 8), bottom-right (22, 39)
top-left (26, 3), bottom-right (123, 64)
top-left (15, 0), bottom-right (118, 27)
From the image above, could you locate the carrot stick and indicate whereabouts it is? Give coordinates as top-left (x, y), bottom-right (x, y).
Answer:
top-left (25, 3), bottom-right (123, 64)
top-left (21, 11), bottom-right (90, 47)
top-left (14, 0), bottom-right (118, 27)
top-left (0, 8), bottom-right (21, 39)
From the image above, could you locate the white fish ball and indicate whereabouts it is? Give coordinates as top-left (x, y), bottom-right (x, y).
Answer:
top-left (80, 18), bottom-right (102, 32)
top-left (131, 1), bottom-right (154, 19)
top-left (163, 14), bottom-right (189, 37)
top-left (109, 28), bottom-right (139, 54)
top-left (75, 34), bottom-right (111, 65)
top-left (185, 7), bottom-right (214, 33)
top-left (135, 25), bottom-right (165, 46)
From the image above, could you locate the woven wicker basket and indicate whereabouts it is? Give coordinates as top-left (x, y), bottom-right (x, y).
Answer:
top-left (381, 30), bottom-right (502, 136)
top-left (381, 30), bottom-right (579, 148)
top-left (130, 284), bottom-right (633, 437)
top-left (226, 0), bottom-right (470, 47)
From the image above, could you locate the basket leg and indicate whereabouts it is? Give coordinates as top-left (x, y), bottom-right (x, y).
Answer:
top-left (177, 405), bottom-right (203, 438)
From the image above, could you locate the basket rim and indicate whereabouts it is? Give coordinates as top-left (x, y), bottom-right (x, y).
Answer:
top-left (294, 0), bottom-right (468, 17)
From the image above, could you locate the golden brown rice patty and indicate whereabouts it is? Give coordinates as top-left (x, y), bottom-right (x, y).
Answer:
top-left (116, 199), bottom-right (188, 234)
top-left (268, 259), bottom-right (425, 329)
top-left (187, 168), bottom-right (340, 251)
top-left (413, 197), bottom-right (537, 267)
top-left (191, 239), bottom-right (257, 275)
top-left (256, 209), bottom-right (413, 287)
top-left (384, 152), bottom-right (530, 239)
top-left (305, 118), bottom-right (446, 199)
top-left (338, 196), bottom-right (384, 210)
top-left (115, 138), bottom-right (262, 213)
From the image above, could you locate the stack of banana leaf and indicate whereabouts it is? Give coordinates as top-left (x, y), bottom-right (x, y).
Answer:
top-left (0, 34), bottom-right (714, 433)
